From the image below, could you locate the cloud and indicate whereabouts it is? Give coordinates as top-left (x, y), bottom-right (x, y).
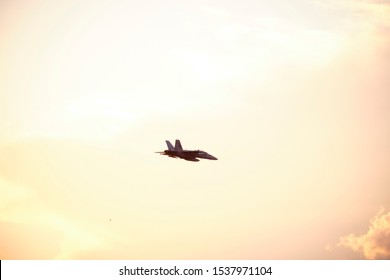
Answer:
top-left (315, 0), bottom-right (390, 30)
top-left (0, 175), bottom-right (112, 259)
top-left (338, 208), bottom-right (390, 259)
top-left (366, 0), bottom-right (390, 5)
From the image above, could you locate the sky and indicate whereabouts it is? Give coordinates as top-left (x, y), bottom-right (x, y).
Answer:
top-left (1, 0), bottom-right (389, 259)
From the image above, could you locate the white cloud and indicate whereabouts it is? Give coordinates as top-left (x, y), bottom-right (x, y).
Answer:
top-left (338, 208), bottom-right (390, 259)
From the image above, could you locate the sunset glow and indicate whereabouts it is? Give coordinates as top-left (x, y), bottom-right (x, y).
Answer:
top-left (1, 0), bottom-right (390, 259)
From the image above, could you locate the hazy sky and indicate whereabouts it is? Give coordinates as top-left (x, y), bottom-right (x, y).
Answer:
top-left (1, 0), bottom-right (390, 259)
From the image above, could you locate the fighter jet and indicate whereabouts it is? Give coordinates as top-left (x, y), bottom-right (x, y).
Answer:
top-left (156, 139), bottom-right (218, 162)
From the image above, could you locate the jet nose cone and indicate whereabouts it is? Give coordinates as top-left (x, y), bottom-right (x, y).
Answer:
top-left (208, 154), bottom-right (218, 160)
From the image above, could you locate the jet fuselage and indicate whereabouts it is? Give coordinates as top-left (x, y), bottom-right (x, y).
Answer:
top-left (162, 149), bottom-right (217, 161)
top-left (157, 140), bottom-right (218, 162)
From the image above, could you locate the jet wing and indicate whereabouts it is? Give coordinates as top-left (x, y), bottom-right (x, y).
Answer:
top-left (181, 150), bottom-right (199, 157)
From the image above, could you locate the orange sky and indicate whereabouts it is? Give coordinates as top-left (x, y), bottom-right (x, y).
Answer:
top-left (1, 0), bottom-right (390, 259)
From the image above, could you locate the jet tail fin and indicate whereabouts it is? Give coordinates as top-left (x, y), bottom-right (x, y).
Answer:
top-left (166, 140), bottom-right (175, 151)
top-left (175, 139), bottom-right (183, 151)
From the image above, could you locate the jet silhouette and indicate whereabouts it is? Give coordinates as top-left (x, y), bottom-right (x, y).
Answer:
top-left (156, 140), bottom-right (218, 162)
